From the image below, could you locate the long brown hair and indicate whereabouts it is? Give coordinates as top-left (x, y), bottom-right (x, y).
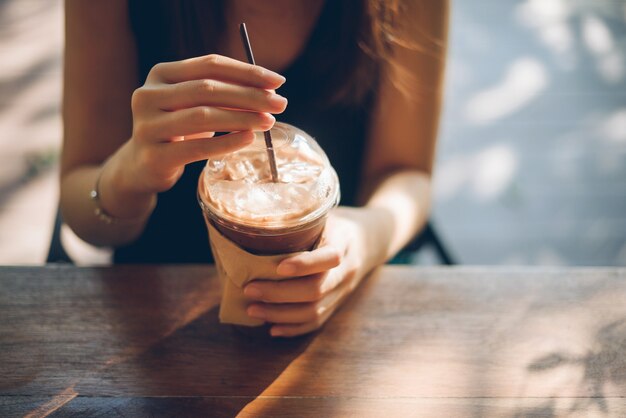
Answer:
top-left (129, 0), bottom-right (411, 105)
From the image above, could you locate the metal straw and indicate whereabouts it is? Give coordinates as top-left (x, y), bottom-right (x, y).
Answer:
top-left (239, 23), bottom-right (279, 183)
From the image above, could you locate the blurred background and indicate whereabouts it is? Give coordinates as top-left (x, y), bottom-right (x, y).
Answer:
top-left (0, 0), bottom-right (624, 266)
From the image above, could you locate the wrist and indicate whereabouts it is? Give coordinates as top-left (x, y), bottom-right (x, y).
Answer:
top-left (334, 206), bottom-right (391, 272)
top-left (362, 206), bottom-right (394, 267)
top-left (98, 144), bottom-right (157, 221)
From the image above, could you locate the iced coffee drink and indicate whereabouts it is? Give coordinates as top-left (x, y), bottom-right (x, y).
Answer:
top-left (198, 122), bottom-right (340, 326)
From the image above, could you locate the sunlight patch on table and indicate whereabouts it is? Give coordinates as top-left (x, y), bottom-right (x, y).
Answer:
top-left (24, 385), bottom-right (77, 418)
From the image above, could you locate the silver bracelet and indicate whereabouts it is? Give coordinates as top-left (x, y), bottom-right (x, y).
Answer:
top-left (90, 173), bottom-right (145, 225)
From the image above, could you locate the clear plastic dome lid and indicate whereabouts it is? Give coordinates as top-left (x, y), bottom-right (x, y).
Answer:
top-left (199, 123), bottom-right (340, 230)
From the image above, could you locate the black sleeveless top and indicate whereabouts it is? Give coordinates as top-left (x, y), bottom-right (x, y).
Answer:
top-left (116, 1), bottom-right (373, 263)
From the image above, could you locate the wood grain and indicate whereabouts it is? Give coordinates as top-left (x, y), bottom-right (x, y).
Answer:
top-left (1, 265), bottom-right (625, 417)
top-left (4, 396), bottom-right (626, 418)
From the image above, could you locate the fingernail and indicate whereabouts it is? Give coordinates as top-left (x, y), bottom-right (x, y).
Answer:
top-left (247, 305), bottom-right (266, 319)
top-left (270, 328), bottom-right (283, 337)
top-left (269, 94), bottom-right (288, 107)
top-left (273, 73), bottom-right (286, 84)
top-left (262, 68), bottom-right (286, 85)
top-left (244, 285), bottom-right (263, 299)
top-left (276, 262), bottom-right (296, 276)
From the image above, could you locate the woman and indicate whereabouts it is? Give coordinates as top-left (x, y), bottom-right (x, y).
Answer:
top-left (61, 0), bottom-right (448, 337)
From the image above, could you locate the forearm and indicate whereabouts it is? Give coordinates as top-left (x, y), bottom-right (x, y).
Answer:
top-left (60, 144), bottom-right (156, 247)
top-left (361, 169), bottom-right (432, 267)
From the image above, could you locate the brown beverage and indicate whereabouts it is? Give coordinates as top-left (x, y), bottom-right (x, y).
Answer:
top-left (198, 122), bottom-right (340, 255)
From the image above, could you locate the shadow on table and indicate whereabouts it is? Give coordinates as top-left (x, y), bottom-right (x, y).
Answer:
top-left (106, 307), bottom-right (313, 417)
top-left (514, 318), bottom-right (626, 417)
top-left (78, 266), bottom-right (314, 417)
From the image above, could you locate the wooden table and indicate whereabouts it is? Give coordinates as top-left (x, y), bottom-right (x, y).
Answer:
top-left (1, 265), bottom-right (625, 417)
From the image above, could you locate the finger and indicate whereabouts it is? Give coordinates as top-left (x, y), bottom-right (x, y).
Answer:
top-left (276, 245), bottom-right (342, 276)
top-left (184, 131), bottom-right (215, 140)
top-left (149, 54), bottom-right (286, 88)
top-left (157, 80), bottom-right (288, 113)
top-left (270, 321), bottom-right (322, 338)
top-left (143, 106), bottom-right (275, 140)
top-left (269, 280), bottom-right (350, 338)
top-left (247, 302), bottom-right (319, 324)
top-left (160, 131), bottom-right (255, 166)
top-left (244, 273), bottom-right (329, 304)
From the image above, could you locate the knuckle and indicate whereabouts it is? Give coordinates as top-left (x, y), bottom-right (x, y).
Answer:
top-left (249, 65), bottom-right (265, 80)
top-left (148, 62), bottom-right (167, 81)
top-left (152, 62), bottom-right (165, 74)
top-left (199, 79), bottom-right (217, 96)
top-left (205, 54), bottom-right (221, 67)
top-left (191, 107), bottom-right (211, 126)
top-left (131, 88), bottom-right (148, 113)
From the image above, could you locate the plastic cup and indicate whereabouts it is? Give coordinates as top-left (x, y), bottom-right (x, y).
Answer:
top-left (198, 122), bottom-right (340, 255)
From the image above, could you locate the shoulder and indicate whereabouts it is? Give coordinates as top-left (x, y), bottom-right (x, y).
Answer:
top-left (361, 0), bottom-right (450, 180)
top-left (63, 0), bottom-right (138, 170)
top-left (65, 0), bottom-right (130, 30)
top-left (383, 0), bottom-right (449, 96)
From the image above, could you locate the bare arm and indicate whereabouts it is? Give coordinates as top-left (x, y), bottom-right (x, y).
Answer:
top-left (242, 1), bottom-right (450, 337)
top-left (61, 0), bottom-right (144, 245)
top-left (361, 0), bottom-right (449, 265)
top-left (61, 0), bottom-right (286, 247)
